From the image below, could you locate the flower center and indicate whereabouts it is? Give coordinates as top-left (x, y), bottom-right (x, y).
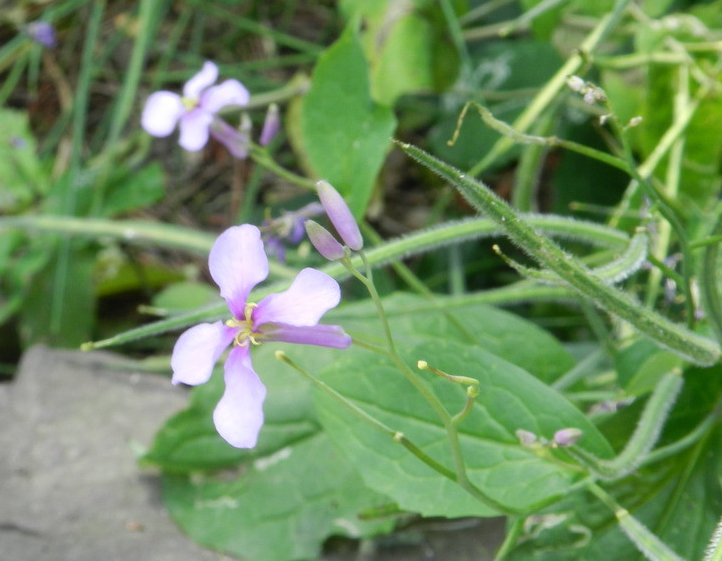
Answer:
top-left (181, 96), bottom-right (199, 111)
top-left (226, 302), bottom-right (260, 347)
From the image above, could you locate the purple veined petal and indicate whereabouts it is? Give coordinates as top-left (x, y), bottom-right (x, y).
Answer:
top-left (209, 118), bottom-right (249, 159)
top-left (213, 346), bottom-right (267, 448)
top-left (170, 321), bottom-right (236, 386)
top-left (141, 91), bottom-right (184, 137)
top-left (209, 225), bottom-right (269, 318)
top-left (178, 110), bottom-right (213, 151)
top-left (183, 61), bottom-right (218, 100)
top-left (255, 267), bottom-right (340, 326)
top-left (201, 80), bottom-right (250, 114)
top-left (257, 322), bottom-right (352, 349)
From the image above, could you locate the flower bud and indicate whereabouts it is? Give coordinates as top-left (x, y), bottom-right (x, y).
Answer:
top-left (209, 119), bottom-right (249, 159)
top-left (552, 428), bottom-right (583, 447)
top-left (566, 75), bottom-right (585, 92)
top-left (26, 21), bottom-right (56, 49)
top-left (515, 429), bottom-right (538, 447)
top-left (305, 220), bottom-right (345, 261)
top-left (316, 180), bottom-right (363, 251)
top-left (259, 103), bottom-right (280, 146)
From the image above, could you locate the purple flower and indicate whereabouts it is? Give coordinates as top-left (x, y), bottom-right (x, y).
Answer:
top-left (141, 61), bottom-right (249, 153)
top-left (262, 202), bottom-right (324, 262)
top-left (26, 21), bottom-right (56, 49)
top-left (171, 225), bottom-right (352, 448)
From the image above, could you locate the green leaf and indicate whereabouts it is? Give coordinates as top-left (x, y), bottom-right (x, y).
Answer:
top-left (19, 243), bottom-right (96, 347)
top-left (0, 108), bottom-right (48, 212)
top-left (333, 293), bottom-right (576, 384)
top-left (315, 338), bottom-right (613, 518)
top-left (163, 432), bottom-right (394, 561)
top-left (151, 281), bottom-right (221, 313)
top-left (370, 13), bottom-right (456, 106)
top-left (300, 24), bottom-right (397, 217)
top-left (102, 162), bottom-right (165, 217)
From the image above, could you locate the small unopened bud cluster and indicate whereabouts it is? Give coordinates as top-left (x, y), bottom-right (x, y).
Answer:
top-left (305, 180), bottom-right (363, 261)
top-left (566, 75), bottom-right (607, 105)
top-left (515, 427), bottom-right (583, 449)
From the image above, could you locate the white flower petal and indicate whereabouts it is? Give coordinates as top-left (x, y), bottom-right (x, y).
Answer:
top-left (183, 61), bottom-right (218, 100)
top-left (209, 225), bottom-right (269, 318)
top-left (141, 91), bottom-right (184, 137)
top-left (178, 110), bottom-right (213, 151)
top-left (255, 268), bottom-right (340, 326)
top-left (201, 80), bottom-right (250, 114)
top-left (213, 346), bottom-right (267, 448)
top-left (170, 321), bottom-right (235, 386)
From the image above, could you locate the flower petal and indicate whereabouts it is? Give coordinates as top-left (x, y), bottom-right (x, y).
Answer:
top-left (255, 268), bottom-right (340, 326)
top-left (209, 225), bottom-right (269, 318)
top-left (183, 61), bottom-right (218, 100)
top-left (213, 346), bottom-right (267, 448)
top-left (178, 110), bottom-right (213, 151)
top-left (201, 80), bottom-right (250, 114)
top-left (209, 119), bottom-right (249, 159)
top-left (258, 322), bottom-right (352, 349)
top-left (141, 91), bottom-right (184, 137)
top-left (170, 321), bottom-right (235, 386)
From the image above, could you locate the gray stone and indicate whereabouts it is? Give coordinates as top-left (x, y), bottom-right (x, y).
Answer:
top-left (0, 345), bottom-right (225, 561)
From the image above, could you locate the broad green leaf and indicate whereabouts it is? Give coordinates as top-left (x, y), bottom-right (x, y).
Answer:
top-left (151, 281), bottom-right (220, 313)
top-left (370, 14), bottom-right (455, 106)
top-left (299, 25), bottom-right (396, 217)
top-left (163, 432), bottom-right (394, 561)
top-left (102, 162), bottom-right (165, 217)
top-left (315, 339), bottom-right (613, 518)
top-left (331, 293), bottom-right (576, 384)
top-left (0, 108), bottom-right (48, 212)
top-left (0, 231), bottom-right (51, 324)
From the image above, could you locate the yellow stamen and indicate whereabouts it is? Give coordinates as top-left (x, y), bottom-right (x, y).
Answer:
top-left (226, 302), bottom-right (261, 347)
top-left (181, 96), bottom-right (198, 111)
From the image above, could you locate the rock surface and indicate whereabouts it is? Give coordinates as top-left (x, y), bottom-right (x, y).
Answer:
top-left (0, 345), bottom-right (223, 561)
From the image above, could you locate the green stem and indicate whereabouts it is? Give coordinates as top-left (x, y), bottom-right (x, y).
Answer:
top-left (50, 0), bottom-right (105, 338)
top-left (398, 141), bottom-right (720, 366)
top-left (249, 143), bottom-right (316, 189)
top-left (469, 0), bottom-right (633, 175)
top-left (568, 370), bottom-right (684, 479)
top-left (452, 102), bottom-right (629, 174)
top-left (642, 408), bottom-right (718, 467)
top-left (700, 205), bottom-right (722, 346)
top-left (587, 483), bottom-right (684, 561)
top-left (493, 516), bottom-right (524, 560)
